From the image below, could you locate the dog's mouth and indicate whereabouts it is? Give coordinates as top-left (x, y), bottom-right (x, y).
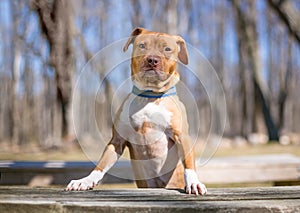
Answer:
top-left (140, 67), bottom-right (168, 82)
top-left (133, 67), bottom-right (178, 92)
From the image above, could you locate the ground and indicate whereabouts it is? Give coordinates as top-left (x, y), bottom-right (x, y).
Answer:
top-left (1, 142), bottom-right (299, 161)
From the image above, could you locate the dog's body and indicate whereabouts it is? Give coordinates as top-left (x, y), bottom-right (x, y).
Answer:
top-left (114, 92), bottom-right (187, 189)
top-left (66, 28), bottom-right (207, 195)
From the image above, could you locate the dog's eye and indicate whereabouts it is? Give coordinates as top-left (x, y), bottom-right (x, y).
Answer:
top-left (138, 43), bottom-right (146, 49)
top-left (165, 47), bottom-right (172, 52)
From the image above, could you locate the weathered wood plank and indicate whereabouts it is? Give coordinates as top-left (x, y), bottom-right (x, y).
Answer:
top-left (0, 186), bottom-right (299, 212)
top-left (1, 186), bottom-right (300, 201)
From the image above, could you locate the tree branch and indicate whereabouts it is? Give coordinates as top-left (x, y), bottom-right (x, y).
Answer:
top-left (267, 0), bottom-right (300, 44)
top-left (30, 0), bottom-right (56, 42)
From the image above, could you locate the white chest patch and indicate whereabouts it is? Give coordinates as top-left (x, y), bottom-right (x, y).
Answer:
top-left (115, 94), bottom-right (173, 142)
top-left (130, 102), bottom-right (172, 130)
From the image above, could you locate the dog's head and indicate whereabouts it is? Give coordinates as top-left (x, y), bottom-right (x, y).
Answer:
top-left (123, 28), bottom-right (188, 92)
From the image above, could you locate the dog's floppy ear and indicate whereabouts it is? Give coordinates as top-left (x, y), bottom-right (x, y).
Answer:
top-left (174, 36), bottom-right (188, 65)
top-left (123, 27), bottom-right (147, 52)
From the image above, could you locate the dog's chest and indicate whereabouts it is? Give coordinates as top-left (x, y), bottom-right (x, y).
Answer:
top-left (117, 95), bottom-right (174, 142)
top-left (130, 101), bottom-right (172, 131)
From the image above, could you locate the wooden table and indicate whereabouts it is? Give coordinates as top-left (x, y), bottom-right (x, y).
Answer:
top-left (0, 186), bottom-right (299, 212)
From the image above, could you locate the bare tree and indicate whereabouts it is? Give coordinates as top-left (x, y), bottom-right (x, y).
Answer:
top-left (277, 36), bottom-right (292, 130)
top-left (11, 1), bottom-right (23, 148)
top-left (267, 0), bottom-right (300, 134)
top-left (166, 0), bottom-right (178, 34)
top-left (231, 0), bottom-right (279, 141)
top-left (31, 0), bottom-right (75, 141)
top-left (130, 0), bottom-right (144, 28)
top-left (235, 8), bottom-right (253, 138)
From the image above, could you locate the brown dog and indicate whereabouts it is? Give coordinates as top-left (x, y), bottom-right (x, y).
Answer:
top-left (66, 28), bottom-right (207, 195)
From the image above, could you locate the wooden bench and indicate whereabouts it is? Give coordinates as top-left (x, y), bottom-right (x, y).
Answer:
top-left (0, 186), bottom-right (299, 212)
top-left (0, 160), bottom-right (132, 185)
top-left (198, 154), bottom-right (300, 184)
top-left (0, 154), bottom-right (299, 186)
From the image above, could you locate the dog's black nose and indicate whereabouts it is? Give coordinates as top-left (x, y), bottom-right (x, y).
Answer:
top-left (147, 55), bottom-right (160, 66)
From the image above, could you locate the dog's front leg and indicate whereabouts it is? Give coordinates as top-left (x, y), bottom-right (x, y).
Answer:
top-left (175, 134), bottom-right (207, 195)
top-left (66, 129), bottom-right (127, 191)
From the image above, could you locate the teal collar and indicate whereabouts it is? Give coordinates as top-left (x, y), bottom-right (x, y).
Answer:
top-left (132, 86), bottom-right (177, 98)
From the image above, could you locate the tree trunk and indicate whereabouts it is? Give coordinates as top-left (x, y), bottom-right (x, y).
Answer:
top-left (11, 41), bottom-right (21, 148)
top-left (278, 36), bottom-right (292, 131)
top-left (32, 0), bottom-right (75, 142)
top-left (231, 0), bottom-right (279, 141)
top-left (131, 0), bottom-right (144, 28)
top-left (11, 2), bottom-right (22, 148)
top-left (166, 0), bottom-right (178, 34)
top-left (235, 21), bottom-right (252, 137)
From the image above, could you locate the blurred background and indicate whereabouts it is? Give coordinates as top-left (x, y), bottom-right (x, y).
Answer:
top-left (0, 0), bottom-right (300, 161)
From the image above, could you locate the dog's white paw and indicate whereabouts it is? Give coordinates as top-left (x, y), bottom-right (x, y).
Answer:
top-left (66, 170), bottom-right (104, 191)
top-left (184, 169), bottom-right (207, 195)
top-left (185, 182), bottom-right (207, 195)
top-left (66, 179), bottom-right (95, 191)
